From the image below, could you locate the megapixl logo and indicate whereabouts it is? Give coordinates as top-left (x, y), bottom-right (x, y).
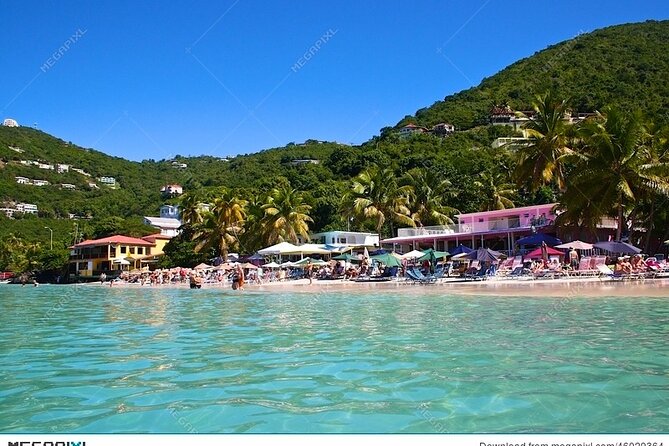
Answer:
top-left (9, 442), bottom-right (85, 446)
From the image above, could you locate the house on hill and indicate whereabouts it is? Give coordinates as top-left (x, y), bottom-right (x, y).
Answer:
top-left (160, 184), bottom-right (183, 197)
top-left (398, 124), bottom-right (428, 138)
top-left (3, 118), bottom-right (19, 127)
top-left (431, 123), bottom-right (455, 136)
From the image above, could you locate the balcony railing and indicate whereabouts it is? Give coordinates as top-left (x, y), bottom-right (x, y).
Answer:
top-left (396, 218), bottom-right (553, 238)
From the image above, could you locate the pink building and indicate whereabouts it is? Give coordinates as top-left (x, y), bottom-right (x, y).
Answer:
top-left (383, 203), bottom-right (558, 254)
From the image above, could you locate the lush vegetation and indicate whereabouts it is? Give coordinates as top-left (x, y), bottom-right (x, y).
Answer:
top-left (2, 20), bottom-right (669, 274)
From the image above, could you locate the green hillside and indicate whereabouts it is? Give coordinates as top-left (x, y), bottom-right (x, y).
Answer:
top-left (2, 19), bottom-right (669, 272)
top-left (397, 20), bottom-right (669, 129)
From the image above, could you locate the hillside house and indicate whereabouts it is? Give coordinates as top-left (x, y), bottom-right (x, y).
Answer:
top-left (3, 118), bottom-right (19, 127)
top-left (399, 124), bottom-right (428, 138)
top-left (57, 164), bottom-right (70, 173)
top-left (431, 123), bottom-right (455, 135)
top-left (33, 179), bottom-right (50, 186)
top-left (61, 183), bottom-right (76, 190)
top-left (15, 203), bottom-right (38, 214)
top-left (160, 184), bottom-right (183, 196)
top-left (15, 176), bottom-right (30, 184)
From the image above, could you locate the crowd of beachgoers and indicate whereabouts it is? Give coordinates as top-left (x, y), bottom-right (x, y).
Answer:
top-left (103, 249), bottom-right (669, 289)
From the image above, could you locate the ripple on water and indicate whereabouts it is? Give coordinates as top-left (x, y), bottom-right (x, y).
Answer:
top-left (1, 286), bottom-right (668, 432)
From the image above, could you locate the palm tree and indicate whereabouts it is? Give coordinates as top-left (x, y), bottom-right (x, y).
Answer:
top-left (239, 195), bottom-right (267, 253)
top-left (345, 167), bottom-right (414, 236)
top-left (563, 106), bottom-right (669, 241)
top-left (179, 191), bottom-right (209, 226)
top-left (191, 189), bottom-right (247, 259)
top-left (474, 171), bottom-right (516, 211)
top-left (261, 186), bottom-right (313, 244)
top-left (401, 168), bottom-right (458, 226)
top-left (513, 91), bottom-right (576, 191)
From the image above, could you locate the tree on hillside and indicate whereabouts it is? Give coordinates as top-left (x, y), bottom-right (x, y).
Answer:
top-left (560, 107), bottom-right (669, 241)
top-left (191, 189), bottom-right (247, 260)
top-left (344, 167), bottom-right (414, 237)
top-left (261, 187), bottom-right (313, 245)
top-left (401, 168), bottom-right (458, 226)
top-left (474, 171), bottom-right (516, 211)
top-left (514, 91), bottom-right (576, 192)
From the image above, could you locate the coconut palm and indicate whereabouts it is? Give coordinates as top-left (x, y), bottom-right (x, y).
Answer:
top-left (562, 107), bottom-right (669, 241)
top-left (179, 191), bottom-right (209, 226)
top-left (191, 189), bottom-right (247, 259)
top-left (261, 186), bottom-right (313, 244)
top-left (345, 167), bottom-right (414, 236)
top-left (401, 168), bottom-right (458, 226)
top-left (474, 171), bottom-right (516, 211)
top-left (513, 91), bottom-right (576, 191)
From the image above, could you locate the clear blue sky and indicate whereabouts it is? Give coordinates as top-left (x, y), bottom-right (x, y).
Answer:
top-left (2, 1), bottom-right (668, 161)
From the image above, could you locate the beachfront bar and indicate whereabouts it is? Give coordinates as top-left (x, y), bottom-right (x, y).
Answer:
top-left (383, 203), bottom-right (559, 254)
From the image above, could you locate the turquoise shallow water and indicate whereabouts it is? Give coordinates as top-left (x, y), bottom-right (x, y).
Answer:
top-left (1, 285), bottom-right (668, 433)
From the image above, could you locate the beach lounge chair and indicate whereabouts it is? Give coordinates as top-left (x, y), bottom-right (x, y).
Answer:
top-left (412, 268), bottom-right (438, 284)
top-left (465, 265), bottom-right (489, 281)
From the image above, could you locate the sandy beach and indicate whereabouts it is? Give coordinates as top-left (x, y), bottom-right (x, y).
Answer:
top-left (93, 276), bottom-right (669, 297)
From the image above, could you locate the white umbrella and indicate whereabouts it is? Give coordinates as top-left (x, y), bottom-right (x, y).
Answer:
top-left (263, 261), bottom-right (281, 268)
top-left (401, 249), bottom-right (425, 260)
top-left (555, 240), bottom-right (594, 250)
top-left (113, 258), bottom-right (131, 265)
top-left (257, 242), bottom-right (300, 255)
top-left (280, 261), bottom-right (294, 267)
top-left (193, 263), bottom-right (213, 270)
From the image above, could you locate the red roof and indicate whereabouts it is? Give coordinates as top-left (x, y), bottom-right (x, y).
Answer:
top-left (73, 235), bottom-right (155, 248)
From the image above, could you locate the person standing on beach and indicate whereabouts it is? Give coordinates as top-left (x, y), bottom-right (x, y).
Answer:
top-left (305, 260), bottom-right (313, 285)
top-left (569, 247), bottom-right (579, 270)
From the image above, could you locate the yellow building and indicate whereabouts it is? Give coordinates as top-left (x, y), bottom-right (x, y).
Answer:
top-left (69, 234), bottom-right (167, 277)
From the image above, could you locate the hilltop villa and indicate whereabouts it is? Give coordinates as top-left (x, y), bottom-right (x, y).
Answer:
top-left (143, 205), bottom-right (182, 238)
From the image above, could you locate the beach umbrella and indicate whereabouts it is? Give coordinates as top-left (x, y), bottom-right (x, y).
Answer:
top-left (594, 241), bottom-right (642, 255)
top-left (262, 261), bottom-right (281, 268)
top-left (193, 262), bottom-right (212, 270)
top-left (257, 242), bottom-right (299, 255)
top-left (401, 249), bottom-right (426, 260)
top-left (516, 233), bottom-right (562, 246)
top-left (280, 261), bottom-right (294, 267)
top-left (371, 253), bottom-right (402, 267)
top-left (240, 262), bottom-right (258, 269)
top-left (113, 258), bottom-right (131, 265)
top-left (332, 253), bottom-right (359, 262)
top-left (417, 248), bottom-right (450, 262)
top-left (555, 240), bottom-right (594, 250)
top-left (464, 247), bottom-right (504, 262)
top-left (293, 257), bottom-right (327, 267)
top-left (525, 246), bottom-right (565, 259)
top-left (449, 244), bottom-right (474, 256)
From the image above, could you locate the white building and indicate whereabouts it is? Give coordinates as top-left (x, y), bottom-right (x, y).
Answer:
top-left (143, 217), bottom-right (181, 238)
top-left (56, 164), bottom-right (70, 173)
top-left (160, 184), bottom-right (183, 196)
top-left (37, 163), bottom-right (55, 170)
top-left (15, 203), bottom-right (38, 214)
top-left (88, 182), bottom-right (99, 189)
top-left (310, 231), bottom-right (379, 248)
top-left (171, 161), bottom-right (188, 169)
top-left (431, 123), bottom-right (455, 135)
top-left (399, 124), bottom-right (428, 138)
top-left (15, 176), bottom-right (30, 184)
top-left (160, 205), bottom-right (180, 219)
top-left (33, 179), bottom-right (50, 186)
top-left (0, 207), bottom-right (16, 218)
top-left (3, 118), bottom-right (19, 127)
top-left (99, 176), bottom-right (116, 186)
top-left (72, 168), bottom-right (91, 176)
top-left (61, 183), bottom-right (76, 190)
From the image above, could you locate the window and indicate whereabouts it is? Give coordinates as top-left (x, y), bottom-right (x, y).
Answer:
top-left (137, 247), bottom-right (143, 255)
top-left (120, 246), bottom-right (127, 254)
top-left (130, 247), bottom-right (135, 254)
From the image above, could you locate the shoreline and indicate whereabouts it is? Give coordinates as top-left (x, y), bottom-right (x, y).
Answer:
top-left (69, 276), bottom-right (669, 297)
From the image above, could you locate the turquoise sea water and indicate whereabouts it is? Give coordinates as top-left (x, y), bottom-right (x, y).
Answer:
top-left (1, 284), bottom-right (668, 433)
